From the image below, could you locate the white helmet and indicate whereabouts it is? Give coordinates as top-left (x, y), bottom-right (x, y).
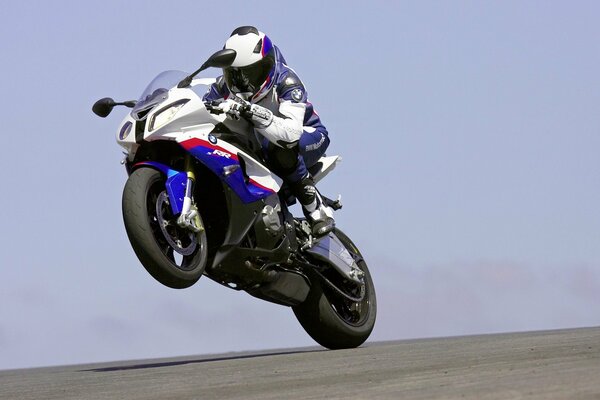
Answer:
top-left (223, 26), bottom-right (276, 101)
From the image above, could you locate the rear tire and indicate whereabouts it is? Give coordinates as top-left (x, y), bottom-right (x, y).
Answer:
top-left (122, 167), bottom-right (207, 289)
top-left (293, 229), bottom-right (376, 349)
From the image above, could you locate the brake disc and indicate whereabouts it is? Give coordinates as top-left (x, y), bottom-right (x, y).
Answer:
top-left (155, 191), bottom-right (197, 256)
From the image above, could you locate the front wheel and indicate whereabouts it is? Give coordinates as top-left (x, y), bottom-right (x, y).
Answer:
top-left (293, 229), bottom-right (377, 349)
top-left (122, 167), bottom-right (207, 289)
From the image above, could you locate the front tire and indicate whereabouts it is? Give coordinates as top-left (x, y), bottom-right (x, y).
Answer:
top-left (122, 167), bottom-right (207, 289)
top-left (293, 229), bottom-right (377, 349)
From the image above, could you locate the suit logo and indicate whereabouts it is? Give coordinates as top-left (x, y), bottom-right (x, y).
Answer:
top-left (291, 88), bottom-right (303, 102)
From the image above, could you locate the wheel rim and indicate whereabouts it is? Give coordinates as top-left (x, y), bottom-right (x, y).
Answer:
top-left (147, 179), bottom-right (204, 271)
top-left (155, 192), bottom-right (197, 256)
top-left (324, 270), bottom-right (372, 327)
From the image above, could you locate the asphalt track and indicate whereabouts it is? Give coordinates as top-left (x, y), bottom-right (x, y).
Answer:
top-left (1, 327), bottom-right (599, 399)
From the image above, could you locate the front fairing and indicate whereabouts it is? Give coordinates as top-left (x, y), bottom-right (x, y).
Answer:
top-left (115, 70), bottom-right (283, 204)
top-left (116, 71), bottom-right (224, 159)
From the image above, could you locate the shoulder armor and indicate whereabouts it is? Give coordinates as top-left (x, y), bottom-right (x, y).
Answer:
top-left (277, 70), bottom-right (308, 103)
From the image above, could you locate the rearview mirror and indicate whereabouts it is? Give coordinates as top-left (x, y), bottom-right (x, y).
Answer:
top-left (203, 49), bottom-right (237, 69)
top-left (92, 97), bottom-right (116, 118)
top-left (178, 49), bottom-right (237, 88)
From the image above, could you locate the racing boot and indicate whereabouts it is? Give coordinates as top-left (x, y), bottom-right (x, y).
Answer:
top-left (293, 176), bottom-right (335, 237)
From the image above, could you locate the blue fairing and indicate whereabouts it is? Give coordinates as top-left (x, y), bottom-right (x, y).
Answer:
top-left (134, 140), bottom-right (275, 215)
top-left (133, 161), bottom-right (187, 215)
top-left (180, 137), bottom-right (275, 203)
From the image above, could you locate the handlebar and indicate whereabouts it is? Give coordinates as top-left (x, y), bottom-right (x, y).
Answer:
top-left (204, 100), bottom-right (224, 115)
top-left (204, 99), bottom-right (252, 120)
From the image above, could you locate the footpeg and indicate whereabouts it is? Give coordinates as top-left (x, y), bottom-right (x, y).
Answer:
top-left (323, 194), bottom-right (343, 210)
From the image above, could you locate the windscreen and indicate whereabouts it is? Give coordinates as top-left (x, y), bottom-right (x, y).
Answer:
top-left (132, 70), bottom-right (189, 114)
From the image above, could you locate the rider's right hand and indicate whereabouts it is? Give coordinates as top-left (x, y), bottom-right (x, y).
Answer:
top-left (218, 97), bottom-right (250, 121)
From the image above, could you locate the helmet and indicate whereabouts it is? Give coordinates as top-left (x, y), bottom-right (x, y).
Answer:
top-left (223, 26), bottom-right (276, 101)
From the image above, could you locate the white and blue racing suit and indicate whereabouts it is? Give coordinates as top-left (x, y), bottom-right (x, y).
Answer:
top-left (203, 46), bottom-right (330, 185)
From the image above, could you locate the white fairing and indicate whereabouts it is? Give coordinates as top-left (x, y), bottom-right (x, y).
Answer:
top-left (115, 71), bottom-right (334, 194)
top-left (177, 125), bottom-right (283, 193)
top-left (240, 153), bottom-right (282, 192)
top-left (116, 74), bottom-right (220, 159)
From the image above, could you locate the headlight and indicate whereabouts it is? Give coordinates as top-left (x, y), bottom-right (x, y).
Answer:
top-left (119, 121), bottom-right (133, 140)
top-left (149, 99), bottom-right (189, 131)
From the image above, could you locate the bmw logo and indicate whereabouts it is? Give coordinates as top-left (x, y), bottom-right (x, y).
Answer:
top-left (208, 134), bottom-right (217, 144)
top-left (291, 88), bottom-right (303, 102)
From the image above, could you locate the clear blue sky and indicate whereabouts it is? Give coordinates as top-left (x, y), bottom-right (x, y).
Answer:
top-left (1, 1), bottom-right (599, 369)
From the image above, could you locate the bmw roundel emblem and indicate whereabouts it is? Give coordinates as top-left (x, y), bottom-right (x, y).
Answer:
top-left (291, 88), bottom-right (303, 102)
top-left (208, 134), bottom-right (217, 144)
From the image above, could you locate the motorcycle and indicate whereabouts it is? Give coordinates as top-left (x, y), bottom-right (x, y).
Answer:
top-left (92, 49), bottom-right (376, 349)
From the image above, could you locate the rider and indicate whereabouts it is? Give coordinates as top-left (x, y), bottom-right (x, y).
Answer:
top-left (204, 26), bottom-right (334, 237)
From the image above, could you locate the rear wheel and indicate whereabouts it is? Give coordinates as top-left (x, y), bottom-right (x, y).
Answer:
top-left (122, 167), bottom-right (207, 289)
top-left (293, 229), bottom-right (376, 349)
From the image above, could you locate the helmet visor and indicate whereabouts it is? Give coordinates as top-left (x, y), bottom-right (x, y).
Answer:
top-left (224, 56), bottom-right (274, 95)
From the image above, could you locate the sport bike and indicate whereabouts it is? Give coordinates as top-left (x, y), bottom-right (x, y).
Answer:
top-left (92, 49), bottom-right (376, 349)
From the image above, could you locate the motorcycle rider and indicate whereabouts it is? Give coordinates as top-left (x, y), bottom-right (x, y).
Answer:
top-left (204, 26), bottom-right (334, 237)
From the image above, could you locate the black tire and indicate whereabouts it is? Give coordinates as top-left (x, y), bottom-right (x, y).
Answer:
top-left (122, 167), bottom-right (207, 289)
top-left (293, 229), bottom-right (377, 349)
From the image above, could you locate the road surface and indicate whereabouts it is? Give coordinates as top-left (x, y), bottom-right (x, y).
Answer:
top-left (1, 327), bottom-right (599, 399)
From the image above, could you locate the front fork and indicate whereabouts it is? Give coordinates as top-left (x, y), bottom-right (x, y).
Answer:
top-left (176, 155), bottom-right (204, 233)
